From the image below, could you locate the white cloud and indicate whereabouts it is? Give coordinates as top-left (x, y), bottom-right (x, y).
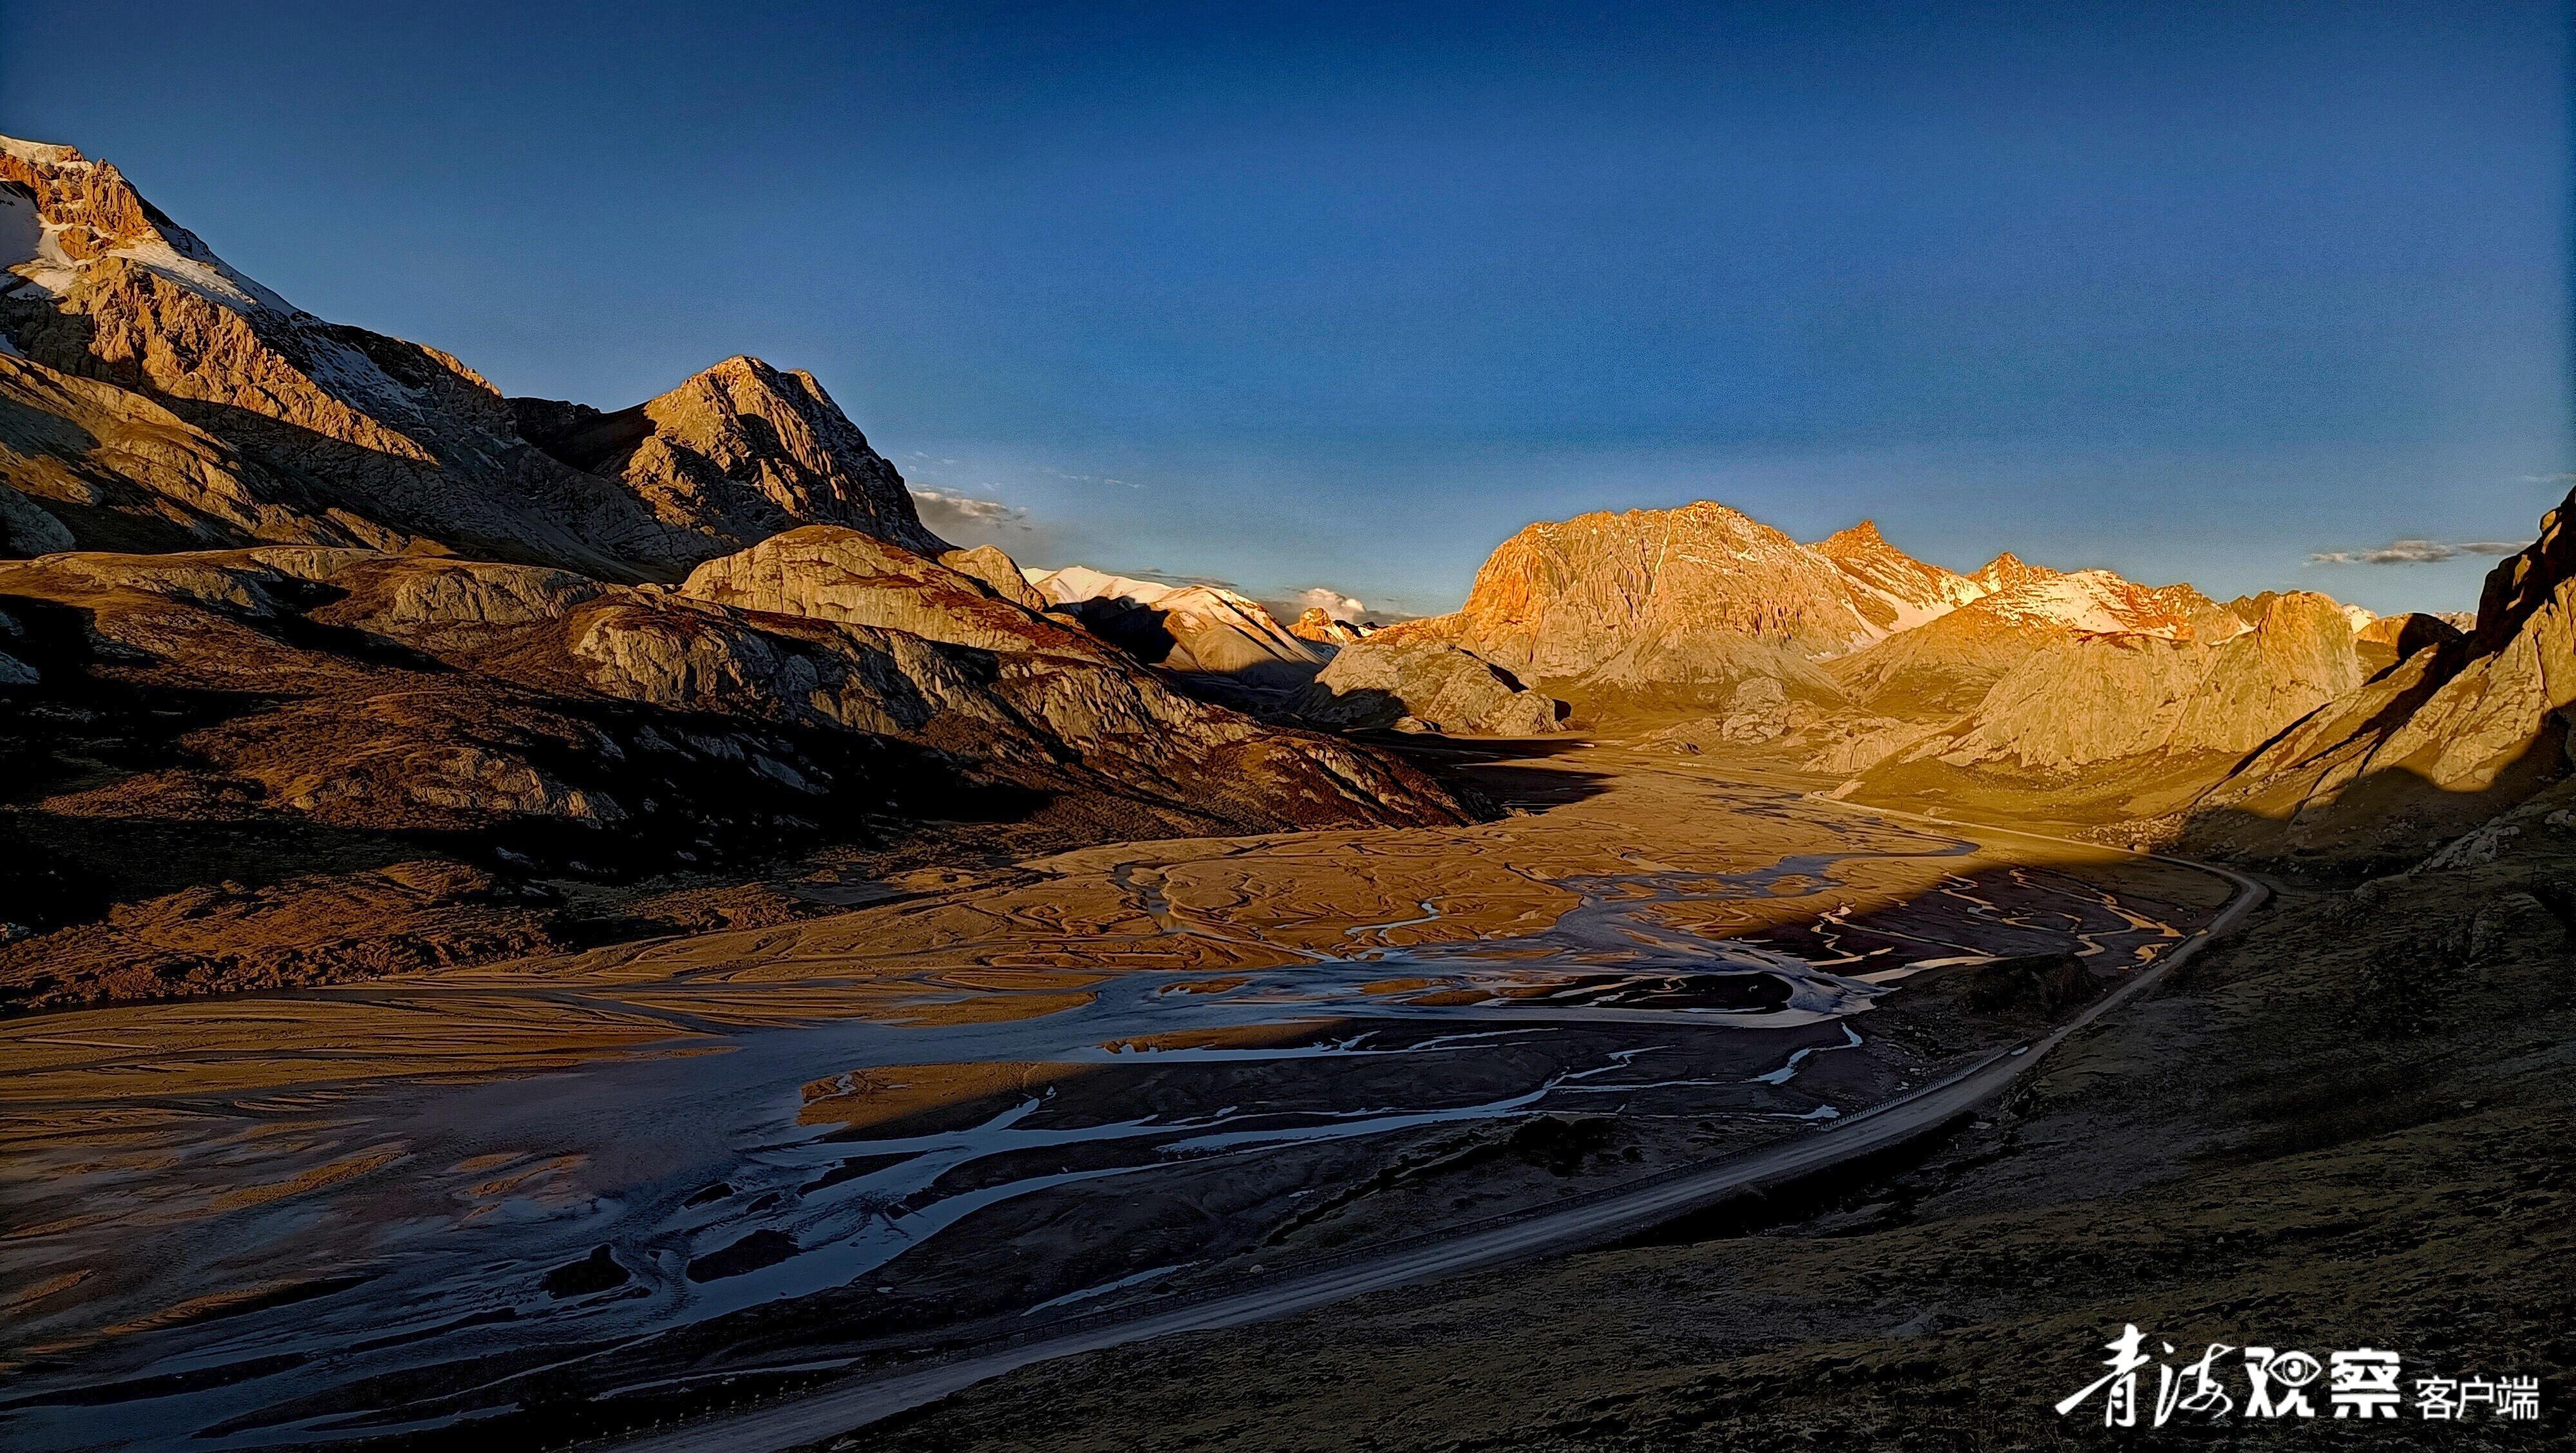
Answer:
top-left (1291, 586), bottom-right (1368, 618)
top-left (2309, 537), bottom-right (2526, 565)
top-left (911, 487), bottom-right (1030, 534)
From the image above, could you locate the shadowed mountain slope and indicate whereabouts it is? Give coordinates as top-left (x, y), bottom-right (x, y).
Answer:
top-left (2186, 481), bottom-right (2575, 863)
top-left (0, 529), bottom-right (1473, 1009)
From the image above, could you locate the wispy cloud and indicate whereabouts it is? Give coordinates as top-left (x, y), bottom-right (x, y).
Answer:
top-left (2308, 537), bottom-right (2526, 565)
top-left (1133, 568), bottom-right (1235, 589)
top-left (911, 487), bottom-right (1030, 535)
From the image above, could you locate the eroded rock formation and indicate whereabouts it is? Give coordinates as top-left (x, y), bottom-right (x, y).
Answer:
top-left (1293, 637), bottom-right (1564, 736)
top-left (1289, 607), bottom-right (1365, 646)
top-left (1359, 504), bottom-right (2255, 721)
top-left (1915, 591), bottom-right (2362, 773)
top-left (511, 356), bottom-right (942, 558)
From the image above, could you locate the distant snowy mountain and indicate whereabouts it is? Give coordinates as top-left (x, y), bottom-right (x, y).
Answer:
top-left (1025, 565), bottom-right (1324, 681)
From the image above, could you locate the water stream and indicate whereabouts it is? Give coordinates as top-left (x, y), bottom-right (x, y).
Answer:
top-left (0, 807), bottom-right (2192, 1450)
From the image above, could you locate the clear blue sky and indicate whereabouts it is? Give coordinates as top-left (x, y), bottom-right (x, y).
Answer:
top-left (6, 1), bottom-right (2567, 615)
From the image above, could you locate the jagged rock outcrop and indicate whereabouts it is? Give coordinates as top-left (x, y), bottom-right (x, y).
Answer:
top-left (1962, 551), bottom-right (2052, 598)
top-left (2472, 497), bottom-right (2570, 654)
top-left (2192, 486), bottom-right (2576, 859)
top-left (1, 136), bottom-right (941, 576)
top-left (940, 544), bottom-right (1049, 611)
top-left (1811, 520), bottom-right (1989, 633)
top-left (2358, 612), bottom-right (2465, 652)
top-left (678, 528), bottom-right (1084, 659)
top-left (2355, 611), bottom-right (2467, 674)
top-left (1025, 565), bottom-right (1323, 683)
top-left (1826, 600), bottom-right (2074, 719)
top-left (0, 352), bottom-right (426, 555)
top-left (1293, 638), bottom-right (1564, 736)
top-left (510, 356), bottom-right (942, 557)
top-left (1289, 607), bottom-right (1365, 647)
top-left (1824, 560), bottom-right (2244, 739)
top-left (1967, 567), bottom-right (2230, 640)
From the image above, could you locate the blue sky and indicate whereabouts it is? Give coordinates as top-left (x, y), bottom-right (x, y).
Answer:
top-left (6, 1), bottom-right (2567, 615)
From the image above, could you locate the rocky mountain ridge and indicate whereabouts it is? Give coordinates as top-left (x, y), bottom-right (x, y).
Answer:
top-left (1289, 607), bottom-right (1367, 646)
top-left (1, 137), bottom-right (939, 576)
top-left (1344, 502), bottom-right (2264, 719)
top-left (1302, 501), bottom-right (2352, 759)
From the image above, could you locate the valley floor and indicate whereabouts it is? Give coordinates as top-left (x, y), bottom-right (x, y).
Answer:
top-left (848, 792), bottom-right (2576, 1452)
top-left (0, 746), bottom-right (2230, 1450)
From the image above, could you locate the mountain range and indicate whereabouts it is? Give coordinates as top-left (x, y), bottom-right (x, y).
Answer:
top-left (0, 135), bottom-right (1470, 1008)
top-left (5, 129), bottom-right (2568, 1010)
top-left (1308, 491), bottom-right (2568, 865)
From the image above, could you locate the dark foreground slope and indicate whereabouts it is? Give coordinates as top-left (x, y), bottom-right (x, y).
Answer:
top-left (854, 830), bottom-right (2575, 1452)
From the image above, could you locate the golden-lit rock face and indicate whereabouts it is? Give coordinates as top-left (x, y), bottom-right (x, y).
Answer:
top-left (1376, 503), bottom-right (1898, 705)
top-left (679, 527), bottom-right (1097, 659)
top-left (1289, 606), bottom-right (1364, 646)
top-left (1023, 566), bottom-right (1324, 682)
top-left (1334, 500), bottom-right (2365, 799)
top-left (0, 353), bottom-right (424, 556)
top-left (1927, 591), bottom-right (2362, 772)
top-left (1351, 505), bottom-right (2248, 724)
top-left (518, 356), bottom-right (947, 560)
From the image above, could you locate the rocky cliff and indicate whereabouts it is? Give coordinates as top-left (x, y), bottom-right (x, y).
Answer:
top-left (1918, 591), bottom-right (2362, 772)
top-left (1364, 502), bottom-right (2269, 725)
top-left (2354, 611), bottom-right (2467, 675)
top-left (1810, 520), bottom-right (1990, 633)
top-left (1829, 565), bottom-right (2239, 721)
top-left (1373, 504), bottom-right (1906, 708)
top-left (0, 531), bottom-right (1463, 842)
top-left (511, 357), bottom-right (941, 558)
top-left (1292, 637), bottom-right (1564, 736)
top-left (1289, 607), bottom-right (1365, 646)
